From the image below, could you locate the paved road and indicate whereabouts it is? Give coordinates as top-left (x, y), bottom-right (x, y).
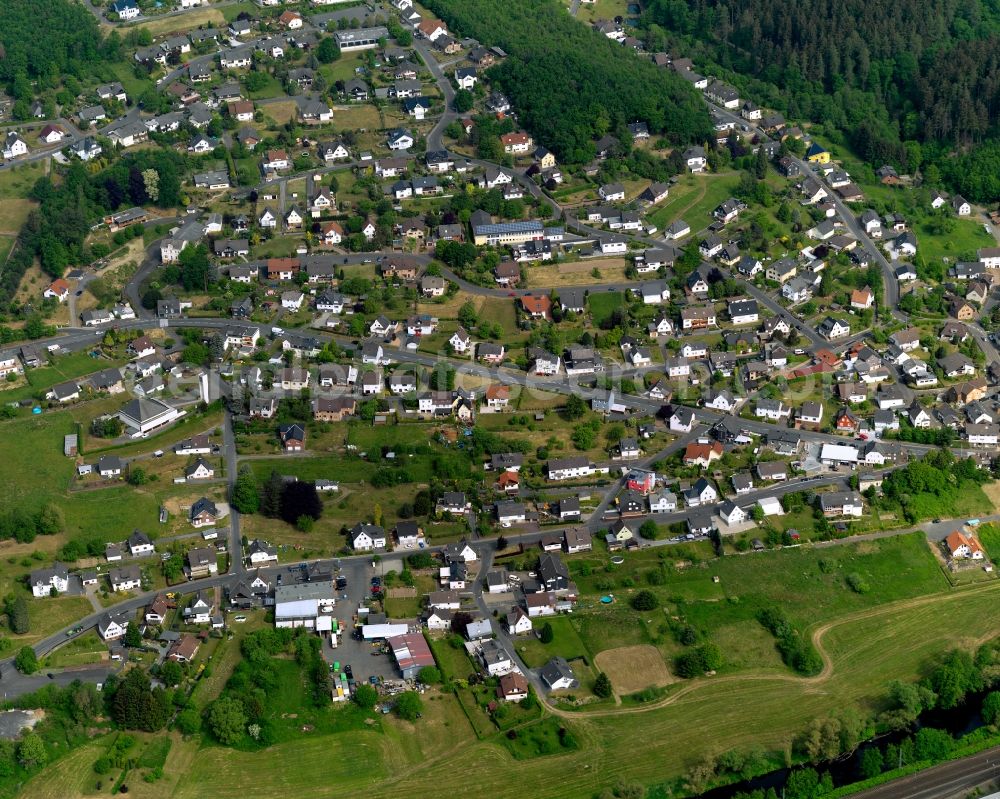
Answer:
top-left (5, 25), bottom-right (992, 703)
top-left (469, 545), bottom-right (550, 697)
top-left (2, 570), bottom-right (237, 677)
top-left (733, 273), bottom-right (824, 347)
top-left (413, 38), bottom-right (456, 153)
top-left (0, 665), bottom-right (118, 698)
top-left (222, 409), bottom-right (244, 573)
top-left (794, 154), bottom-right (901, 316)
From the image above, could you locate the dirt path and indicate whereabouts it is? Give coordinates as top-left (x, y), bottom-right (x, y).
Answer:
top-left (537, 580), bottom-right (1000, 720)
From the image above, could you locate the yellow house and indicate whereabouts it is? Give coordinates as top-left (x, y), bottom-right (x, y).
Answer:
top-left (535, 147), bottom-right (556, 169)
top-left (806, 143), bottom-right (830, 164)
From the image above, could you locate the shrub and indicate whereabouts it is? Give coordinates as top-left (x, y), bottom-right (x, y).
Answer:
top-left (631, 590), bottom-right (659, 611)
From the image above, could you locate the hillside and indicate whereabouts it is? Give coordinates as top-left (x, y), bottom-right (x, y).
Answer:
top-left (422, 0), bottom-right (713, 162)
top-left (645, 0), bottom-right (1000, 199)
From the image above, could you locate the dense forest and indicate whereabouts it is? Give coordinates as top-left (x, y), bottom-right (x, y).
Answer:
top-left (644, 0), bottom-right (1000, 200)
top-left (0, 0), bottom-right (113, 87)
top-left (422, 0), bottom-right (713, 163)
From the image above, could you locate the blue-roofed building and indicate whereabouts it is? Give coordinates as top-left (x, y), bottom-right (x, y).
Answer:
top-left (472, 219), bottom-right (545, 246)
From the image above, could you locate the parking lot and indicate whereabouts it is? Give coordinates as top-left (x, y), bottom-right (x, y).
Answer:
top-left (322, 557), bottom-right (401, 684)
top-left (326, 627), bottom-right (400, 684)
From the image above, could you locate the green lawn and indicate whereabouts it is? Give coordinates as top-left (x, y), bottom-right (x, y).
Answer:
top-left (318, 53), bottom-right (366, 85)
top-left (0, 161), bottom-right (47, 200)
top-left (246, 75), bottom-right (287, 101)
top-left (110, 62), bottom-right (155, 103)
top-left (681, 172), bottom-right (744, 234)
top-left (221, 0), bottom-right (258, 20)
top-left (478, 297), bottom-right (518, 333)
top-left (501, 716), bottom-right (579, 759)
top-left (42, 630), bottom-right (106, 668)
top-left (587, 291), bottom-right (625, 326)
top-left (428, 634), bottom-right (477, 682)
top-left (382, 595), bottom-right (423, 618)
top-left (914, 217), bottom-right (994, 264)
top-left (976, 523), bottom-right (1000, 561)
top-left (513, 616), bottom-right (592, 668)
top-left (16, 596), bottom-right (95, 648)
top-left (253, 236), bottom-right (303, 258)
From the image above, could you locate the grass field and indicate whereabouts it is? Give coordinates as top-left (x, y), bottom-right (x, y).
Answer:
top-left (318, 53), bottom-right (367, 85)
top-left (514, 616), bottom-right (591, 668)
top-left (476, 296), bottom-right (518, 333)
top-left (977, 523), bottom-right (1000, 561)
top-left (16, 596), bottom-right (94, 647)
top-left (0, 403), bottom-right (226, 564)
top-left (587, 290), bottom-right (625, 325)
top-left (0, 161), bottom-right (46, 200)
top-left (0, 198), bottom-right (35, 235)
top-left (250, 77), bottom-right (289, 102)
top-left (42, 630), bottom-right (106, 668)
top-left (261, 99), bottom-right (297, 124)
top-left (525, 259), bottom-right (629, 288)
top-left (221, 1), bottom-right (258, 20)
top-left (0, 236), bottom-right (15, 269)
top-left (914, 216), bottom-right (994, 263)
top-left (110, 62), bottom-right (156, 101)
top-left (646, 172), bottom-right (741, 234)
top-left (330, 104), bottom-right (385, 132)
top-left (136, 8), bottom-right (225, 36)
top-left (594, 644), bottom-right (674, 694)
